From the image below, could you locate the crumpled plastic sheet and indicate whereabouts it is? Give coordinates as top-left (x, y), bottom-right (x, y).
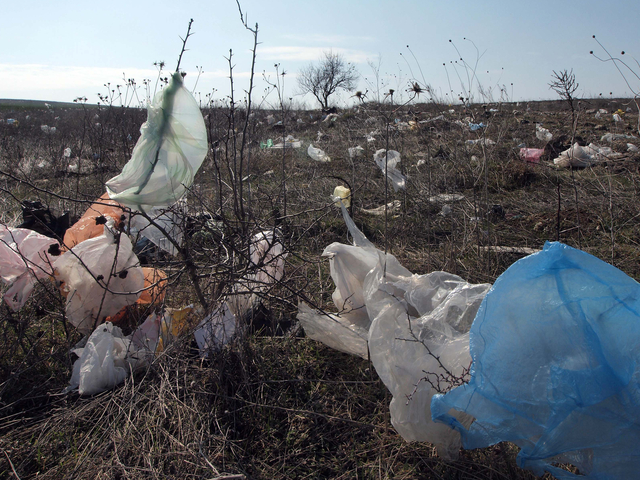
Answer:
top-left (553, 143), bottom-right (617, 169)
top-left (68, 321), bottom-right (153, 396)
top-left (63, 193), bottom-right (128, 250)
top-left (106, 72), bottom-right (208, 210)
top-left (373, 149), bottom-right (406, 191)
top-left (54, 219), bottom-right (145, 333)
top-left (431, 241), bottom-right (640, 479)
top-left (0, 225), bottom-right (59, 310)
top-left (298, 203), bottom-right (491, 457)
top-left (307, 144), bottom-right (331, 162)
top-left (536, 124), bottom-right (553, 142)
top-left (129, 206), bottom-right (184, 256)
top-left (194, 230), bottom-right (287, 355)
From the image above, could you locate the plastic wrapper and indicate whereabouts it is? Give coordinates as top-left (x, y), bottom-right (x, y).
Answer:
top-left (307, 144), bottom-right (331, 162)
top-left (519, 147), bottom-right (544, 164)
top-left (54, 220), bottom-right (145, 333)
top-left (432, 241), bottom-right (640, 479)
top-left (373, 149), bottom-right (406, 191)
top-left (0, 225), bottom-right (59, 309)
top-left (106, 72), bottom-right (208, 210)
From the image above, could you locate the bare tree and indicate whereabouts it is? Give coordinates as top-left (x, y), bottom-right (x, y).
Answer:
top-left (549, 69), bottom-right (580, 126)
top-left (297, 51), bottom-right (358, 111)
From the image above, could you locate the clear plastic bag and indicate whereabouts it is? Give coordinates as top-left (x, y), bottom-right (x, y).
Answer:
top-left (106, 72), bottom-right (208, 210)
top-left (373, 149), bottom-right (406, 191)
top-left (307, 144), bottom-right (331, 162)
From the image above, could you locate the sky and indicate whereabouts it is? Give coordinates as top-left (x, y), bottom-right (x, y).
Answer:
top-left (2, 0), bottom-right (640, 108)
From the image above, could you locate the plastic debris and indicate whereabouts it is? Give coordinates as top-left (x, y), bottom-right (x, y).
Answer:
top-left (628, 143), bottom-right (639, 152)
top-left (106, 72), bottom-right (208, 210)
top-left (348, 145), bottom-right (364, 159)
top-left (519, 148), bottom-right (544, 164)
top-left (361, 200), bottom-right (401, 216)
top-left (535, 124), bottom-right (552, 142)
top-left (260, 139), bottom-right (274, 149)
top-left (40, 125), bottom-right (56, 134)
top-left (465, 138), bottom-right (495, 146)
top-left (373, 149), bottom-right (406, 191)
top-left (601, 132), bottom-right (637, 142)
top-left (63, 147), bottom-right (71, 158)
top-left (432, 241), bottom-right (640, 479)
top-left (63, 194), bottom-right (127, 249)
top-left (195, 230), bottom-right (286, 356)
top-left (331, 186), bottom-right (351, 208)
top-left (68, 322), bottom-right (152, 396)
top-left (307, 144), bottom-right (331, 162)
top-left (469, 122), bottom-right (485, 131)
top-left (54, 219), bottom-right (145, 333)
top-left (129, 207), bottom-right (184, 256)
top-left (298, 203), bottom-right (491, 457)
top-left (613, 113), bottom-right (622, 122)
top-left (17, 200), bottom-right (70, 240)
top-left (272, 135), bottom-right (302, 149)
top-left (0, 226), bottom-right (59, 310)
top-left (553, 143), bottom-right (616, 168)
top-left (427, 193), bottom-right (465, 204)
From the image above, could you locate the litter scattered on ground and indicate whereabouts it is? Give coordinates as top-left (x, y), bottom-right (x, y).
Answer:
top-left (628, 143), bottom-right (639, 152)
top-left (553, 143), bottom-right (618, 168)
top-left (601, 132), bottom-right (637, 142)
top-left (477, 246), bottom-right (540, 255)
top-left (361, 200), bottom-right (401, 216)
top-left (373, 149), bottom-right (406, 191)
top-left (307, 144), bottom-right (331, 162)
top-left (105, 72), bottom-right (208, 210)
top-left (519, 148), bottom-right (544, 164)
top-left (129, 207), bottom-right (184, 256)
top-left (432, 241), bottom-right (640, 479)
top-left (348, 145), bottom-right (364, 159)
top-left (427, 194), bottom-right (465, 204)
top-left (469, 122), bottom-right (485, 131)
top-left (465, 138), bottom-right (495, 146)
top-left (535, 124), bottom-right (552, 142)
top-left (18, 200), bottom-right (70, 240)
top-left (272, 135), bottom-right (302, 149)
top-left (40, 125), bottom-right (56, 134)
top-left (0, 225), bottom-right (60, 310)
top-left (260, 139), bottom-right (274, 149)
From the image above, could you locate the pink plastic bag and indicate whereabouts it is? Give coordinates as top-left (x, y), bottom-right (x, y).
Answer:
top-left (519, 148), bottom-right (544, 164)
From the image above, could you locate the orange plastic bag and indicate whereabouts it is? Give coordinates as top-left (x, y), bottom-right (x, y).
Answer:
top-left (138, 267), bottom-right (167, 305)
top-left (63, 193), bottom-right (128, 250)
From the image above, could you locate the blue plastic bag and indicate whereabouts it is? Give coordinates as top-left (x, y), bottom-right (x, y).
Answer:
top-left (431, 242), bottom-right (640, 479)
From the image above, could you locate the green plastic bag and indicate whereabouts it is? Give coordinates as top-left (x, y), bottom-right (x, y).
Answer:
top-left (106, 72), bottom-right (208, 210)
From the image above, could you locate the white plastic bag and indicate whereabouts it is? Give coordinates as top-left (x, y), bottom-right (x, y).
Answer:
top-left (536, 124), bottom-right (552, 142)
top-left (307, 144), bottom-right (331, 162)
top-left (553, 143), bottom-right (617, 168)
top-left (129, 206), bottom-right (184, 256)
top-left (106, 72), bottom-right (208, 210)
top-left (54, 220), bottom-right (145, 333)
top-left (373, 149), bottom-right (406, 191)
top-left (0, 226), bottom-right (59, 310)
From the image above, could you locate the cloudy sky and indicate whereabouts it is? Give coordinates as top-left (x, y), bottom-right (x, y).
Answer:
top-left (2, 0), bottom-right (640, 107)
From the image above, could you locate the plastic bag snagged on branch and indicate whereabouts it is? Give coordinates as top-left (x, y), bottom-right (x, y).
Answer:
top-left (431, 242), bottom-right (640, 479)
top-left (106, 72), bottom-right (208, 210)
top-left (0, 226), bottom-right (59, 310)
top-left (373, 149), bottom-right (406, 191)
top-left (54, 219), bottom-right (145, 333)
top-left (298, 203), bottom-right (491, 458)
top-left (194, 230), bottom-right (287, 355)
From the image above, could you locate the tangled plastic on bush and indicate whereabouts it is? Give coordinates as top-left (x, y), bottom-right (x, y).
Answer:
top-left (373, 149), bottom-right (406, 191)
top-left (298, 202), bottom-right (491, 458)
top-left (106, 72), bottom-right (208, 210)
